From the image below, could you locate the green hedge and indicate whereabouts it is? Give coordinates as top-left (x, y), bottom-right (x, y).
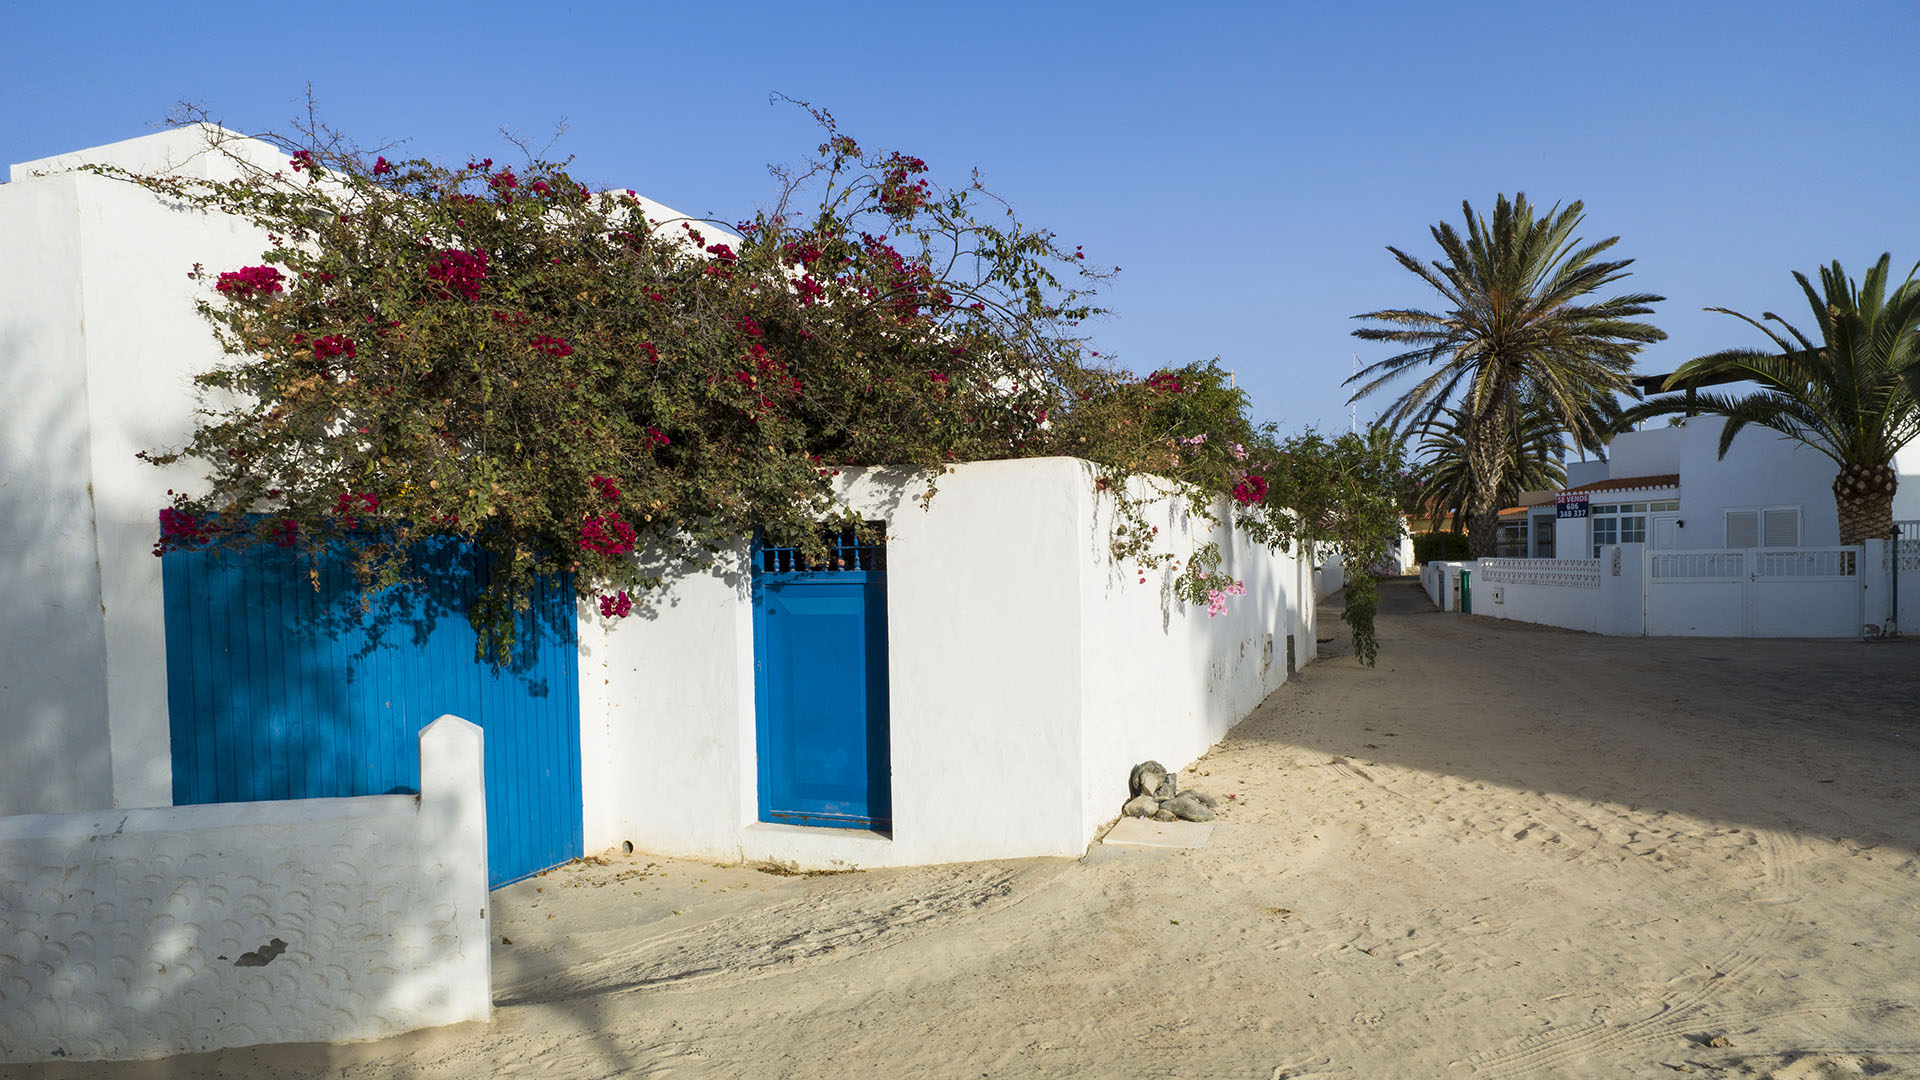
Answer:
top-left (1413, 531), bottom-right (1471, 565)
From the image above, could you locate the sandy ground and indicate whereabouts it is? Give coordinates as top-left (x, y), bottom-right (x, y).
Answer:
top-left (10, 581), bottom-right (1920, 1079)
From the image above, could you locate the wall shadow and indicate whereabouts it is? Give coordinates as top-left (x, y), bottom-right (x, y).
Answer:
top-left (1237, 580), bottom-right (1920, 856)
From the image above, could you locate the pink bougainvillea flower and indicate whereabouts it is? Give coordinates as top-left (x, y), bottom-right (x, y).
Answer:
top-left (215, 265), bottom-right (285, 298)
top-left (590, 474), bottom-right (621, 501)
top-left (426, 249), bottom-right (489, 301)
top-left (598, 590), bottom-right (634, 619)
top-left (530, 335), bottom-right (573, 358)
top-left (579, 513), bottom-right (637, 556)
top-left (646, 427), bottom-right (670, 447)
top-left (371, 156), bottom-right (391, 175)
top-left (312, 334), bottom-right (356, 363)
top-left (155, 507), bottom-right (218, 555)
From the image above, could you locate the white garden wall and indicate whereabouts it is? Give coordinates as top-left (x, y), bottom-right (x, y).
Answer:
top-left (577, 458), bottom-right (1317, 869)
top-left (0, 716), bottom-right (490, 1064)
top-left (1074, 469), bottom-right (1306, 846)
top-left (1469, 550), bottom-right (1645, 636)
top-left (1, 127), bottom-right (283, 815)
top-left (1441, 545), bottom-right (1871, 639)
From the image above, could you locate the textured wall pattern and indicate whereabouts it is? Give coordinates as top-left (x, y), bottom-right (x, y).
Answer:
top-left (0, 716), bottom-right (490, 1063)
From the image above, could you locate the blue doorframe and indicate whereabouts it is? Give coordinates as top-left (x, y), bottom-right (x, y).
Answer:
top-left (752, 529), bottom-right (892, 830)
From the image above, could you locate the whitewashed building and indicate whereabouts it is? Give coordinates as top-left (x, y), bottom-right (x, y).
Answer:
top-left (1548, 418), bottom-right (1920, 557)
top-left (0, 126), bottom-right (1320, 873)
top-left (1426, 414), bottom-right (1920, 638)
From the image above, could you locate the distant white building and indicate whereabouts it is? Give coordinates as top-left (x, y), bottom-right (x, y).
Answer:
top-left (1515, 419), bottom-right (1920, 560)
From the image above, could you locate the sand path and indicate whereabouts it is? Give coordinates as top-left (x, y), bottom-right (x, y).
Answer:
top-left (11, 582), bottom-right (1920, 1079)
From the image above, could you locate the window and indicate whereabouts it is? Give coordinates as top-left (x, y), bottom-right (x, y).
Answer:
top-left (1725, 506), bottom-right (1801, 549)
top-left (1589, 500), bottom-right (1659, 556)
top-left (1763, 507), bottom-right (1800, 547)
top-left (1495, 518), bottom-right (1529, 558)
top-left (1593, 516), bottom-right (1618, 551)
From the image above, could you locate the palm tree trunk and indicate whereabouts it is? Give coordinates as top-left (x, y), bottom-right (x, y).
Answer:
top-left (1464, 407), bottom-right (1509, 559)
top-left (1833, 461), bottom-right (1898, 545)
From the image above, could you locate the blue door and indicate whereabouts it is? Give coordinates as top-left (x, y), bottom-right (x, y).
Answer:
top-left (161, 534), bottom-right (583, 887)
top-left (752, 528), bottom-right (891, 830)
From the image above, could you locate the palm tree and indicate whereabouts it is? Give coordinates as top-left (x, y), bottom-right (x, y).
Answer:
top-left (1411, 405), bottom-right (1571, 533)
top-left (1615, 255), bottom-right (1920, 545)
top-left (1349, 193), bottom-right (1665, 557)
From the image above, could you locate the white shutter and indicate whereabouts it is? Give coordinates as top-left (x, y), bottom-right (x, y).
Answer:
top-left (1762, 507), bottom-right (1800, 547)
top-left (1725, 510), bottom-right (1760, 549)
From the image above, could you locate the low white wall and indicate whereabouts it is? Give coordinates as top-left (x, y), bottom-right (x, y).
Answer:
top-left (1314, 551), bottom-right (1346, 599)
top-left (1457, 549), bottom-right (1645, 635)
top-left (1425, 561), bottom-right (1471, 611)
top-left (1869, 530), bottom-right (1920, 634)
top-left (1473, 558), bottom-right (1607, 633)
top-left (0, 716), bottom-right (490, 1063)
top-left (579, 458), bottom-right (1314, 869)
top-left (1465, 545), bottom-right (1871, 639)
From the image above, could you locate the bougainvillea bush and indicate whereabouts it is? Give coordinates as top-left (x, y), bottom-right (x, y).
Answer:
top-left (103, 109), bottom-right (1400, 661)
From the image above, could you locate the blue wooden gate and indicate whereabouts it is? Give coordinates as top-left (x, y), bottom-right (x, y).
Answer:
top-left (752, 527), bottom-right (892, 830)
top-left (161, 534), bottom-right (583, 887)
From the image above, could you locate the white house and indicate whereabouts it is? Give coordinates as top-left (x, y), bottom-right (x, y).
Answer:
top-left (0, 127), bottom-right (1321, 883)
top-left (1427, 411), bottom-right (1920, 638)
top-left (1547, 418), bottom-right (1920, 558)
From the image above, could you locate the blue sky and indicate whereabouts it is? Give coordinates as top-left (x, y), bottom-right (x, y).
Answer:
top-left (5, 1), bottom-right (1915, 435)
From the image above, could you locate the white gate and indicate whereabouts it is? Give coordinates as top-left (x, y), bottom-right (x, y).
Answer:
top-left (1895, 521), bottom-right (1920, 634)
top-left (1646, 547), bottom-right (1861, 637)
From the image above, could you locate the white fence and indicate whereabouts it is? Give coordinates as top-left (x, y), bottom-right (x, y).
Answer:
top-left (1892, 521), bottom-right (1920, 635)
top-left (1646, 546), bottom-right (1861, 637)
top-left (1435, 545), bottom-right (1885, 638)
top-left (1478, 558), bottom-right (1603, 589)
top-left (0, 716), bottom-right (490, 1064)
top-left (1475, 551), bottom-right (1642, 635)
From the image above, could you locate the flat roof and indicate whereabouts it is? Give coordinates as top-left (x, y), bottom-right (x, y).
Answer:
top-left (1562, 473), bottom-right (1681, 495)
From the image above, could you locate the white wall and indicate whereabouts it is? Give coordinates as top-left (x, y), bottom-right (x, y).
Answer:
top-left (1074, 471), bottom-right (1301, 845)
top-left (1670, 421), bottom-right (1843, 548)
top-left (0, 165), bottom-right (112, 814)
top-left (1465, 549), bottom-right (1643, 636)
top-left (1580, 420), bottom-right (1872, 551)
top-left (580, 458), bottom-right (1316, 869)
top-left (0, 716), bottom-right (490, 1063)
top-left (1473, 560), bottom-right (1606, 633)
top-left (1606, 423), bottom-right (1687, 476)
top-left (1314, 550), bottom-right (1346, 599)
top-left (1892, 443), bottom-right (1920, 523)
top-left (2, 127), bottom-right (286, 814)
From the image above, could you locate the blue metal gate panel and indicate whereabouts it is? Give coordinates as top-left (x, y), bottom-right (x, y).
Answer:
top-left (752, 529), bottom-right (891, 830)
top-left (162, 536), bottom-right (583, 887)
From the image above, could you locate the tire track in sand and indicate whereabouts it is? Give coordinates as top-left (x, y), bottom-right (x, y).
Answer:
top-left (496, 866), bottom-right (1031, 1006)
